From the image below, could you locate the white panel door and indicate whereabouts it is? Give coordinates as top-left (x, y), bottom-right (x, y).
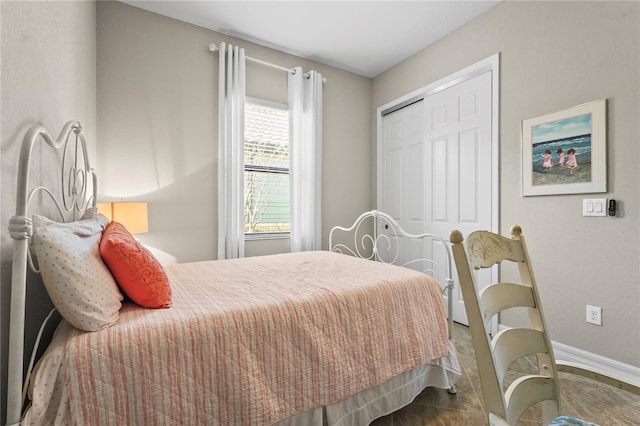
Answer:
top-left (380, 70), bottom-right (495, 327)
top-left (424, 71), bottom-right (493, 326)
top-left (380, 100), bottom-right (425, 265)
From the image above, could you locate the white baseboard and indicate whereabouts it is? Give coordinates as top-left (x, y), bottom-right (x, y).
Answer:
top-left (497, 325), bottom-right (640, 387)
top-left (551, 339), bottom-right (640, 387)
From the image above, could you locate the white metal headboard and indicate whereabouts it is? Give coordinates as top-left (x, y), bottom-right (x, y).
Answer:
top-left (6, 121), bottom-right (96, 426)
top-left (329, 210), bottom-right (455, 339)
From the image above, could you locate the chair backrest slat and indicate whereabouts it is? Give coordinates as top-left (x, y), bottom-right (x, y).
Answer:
top-left (505, 376), bottom-right (557, 424)
top-left (493, 328), bottom-right (548, 384)
top-left (479, 283), bottom-right (535, 321)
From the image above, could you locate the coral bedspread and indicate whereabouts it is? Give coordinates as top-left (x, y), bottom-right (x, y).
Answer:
top-left (25, 251), bottom-right (449, 425)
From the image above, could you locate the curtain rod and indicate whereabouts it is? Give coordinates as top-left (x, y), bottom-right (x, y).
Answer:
top-left (209, 43), bottom-right (327, 84)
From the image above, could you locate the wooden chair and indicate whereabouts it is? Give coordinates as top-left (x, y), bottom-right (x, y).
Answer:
top-left (449, 225), bottom-right (639, 426)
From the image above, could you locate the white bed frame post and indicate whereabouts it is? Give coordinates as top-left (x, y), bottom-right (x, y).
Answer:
top-left (6, 229), bottom-right (29, 426)
top-left (6, 122), bottom-right (91, 426)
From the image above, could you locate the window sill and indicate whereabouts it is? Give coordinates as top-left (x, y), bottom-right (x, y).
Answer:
top-left (245, 232), bottom-right (290, 241)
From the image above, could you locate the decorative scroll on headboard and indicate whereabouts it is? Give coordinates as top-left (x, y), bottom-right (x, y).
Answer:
top-left (6, 121), bottom-right (96, 426)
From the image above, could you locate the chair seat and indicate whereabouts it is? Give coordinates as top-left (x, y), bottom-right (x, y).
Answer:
top-left (549, 415), bottom-right (598, 426)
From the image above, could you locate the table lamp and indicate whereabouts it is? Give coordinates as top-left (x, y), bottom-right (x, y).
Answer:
top-left (97, 202), bottom-right (148, 234)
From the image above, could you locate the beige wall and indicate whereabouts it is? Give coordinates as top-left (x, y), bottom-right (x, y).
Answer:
top-left (0, 1), bottom-right (97, 422)
top-left (97, 1), bottom-right (372, 262)
top-left (373, 1), bottom-right (639, 366)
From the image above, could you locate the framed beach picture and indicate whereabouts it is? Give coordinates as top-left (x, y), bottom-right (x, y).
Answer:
top-left (522, 99), bottom-right (607, 196)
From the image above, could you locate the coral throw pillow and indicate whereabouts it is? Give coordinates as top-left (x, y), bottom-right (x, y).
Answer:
top-left (100, 222), bottom-right (172, 308)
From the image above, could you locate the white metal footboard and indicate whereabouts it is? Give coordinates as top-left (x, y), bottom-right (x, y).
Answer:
top-left (329, 210), bottom-right (455, 340)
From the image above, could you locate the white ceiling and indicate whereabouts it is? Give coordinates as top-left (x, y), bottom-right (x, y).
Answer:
top-left (121, 1), bottom-right (500, 78)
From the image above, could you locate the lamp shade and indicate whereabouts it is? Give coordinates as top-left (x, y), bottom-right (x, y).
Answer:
top-left (96, 203), bottom-right (113, 221)
top-left (97, 202), bottom-right (149, 234)
top-left (113, 202), bottom-right (149, 234)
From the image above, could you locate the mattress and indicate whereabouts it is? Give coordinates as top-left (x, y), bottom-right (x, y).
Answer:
top-left (23, 251), bottom-right (459, 425)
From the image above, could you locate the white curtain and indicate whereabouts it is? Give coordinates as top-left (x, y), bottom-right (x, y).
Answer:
top-left (217, 42), bottom-right (246, 259)
top-left (288, 67), bottom-right (323, 252)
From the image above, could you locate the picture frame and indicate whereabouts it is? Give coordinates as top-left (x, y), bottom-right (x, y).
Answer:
top-left (522, 99), bottom-right (606, 196)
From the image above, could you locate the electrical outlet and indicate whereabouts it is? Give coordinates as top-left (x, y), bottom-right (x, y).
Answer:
top-left (586, 305), bottom-right (602, 326)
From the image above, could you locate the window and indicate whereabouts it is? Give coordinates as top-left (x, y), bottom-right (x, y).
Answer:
top-left (244, 98), bottom-right (290, 237)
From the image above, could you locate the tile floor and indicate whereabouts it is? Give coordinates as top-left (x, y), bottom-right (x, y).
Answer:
top-left (371, 323), bottom-right (640, 425)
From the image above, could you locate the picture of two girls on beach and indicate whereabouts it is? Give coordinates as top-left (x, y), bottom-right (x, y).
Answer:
top-left (531, 113), bottom-right (593, 186)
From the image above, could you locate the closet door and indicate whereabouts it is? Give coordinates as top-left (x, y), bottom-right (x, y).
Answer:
top-left (379, 69), bottom-right (495, 327)
top-left (423, 71), bottom-right (493, 326)
top-left (380, 100), bottom-right (426, 266)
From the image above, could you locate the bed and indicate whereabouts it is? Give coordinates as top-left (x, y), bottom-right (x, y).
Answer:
top-left (6, 121), bottom-right (460, 426)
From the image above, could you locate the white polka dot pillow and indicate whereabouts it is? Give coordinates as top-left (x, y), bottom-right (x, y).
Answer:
top-left (31, 214), bottom-right (124, 332)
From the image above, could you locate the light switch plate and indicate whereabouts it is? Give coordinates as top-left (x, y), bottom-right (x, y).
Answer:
top-left (583, 198), bottom-right (606, 216)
